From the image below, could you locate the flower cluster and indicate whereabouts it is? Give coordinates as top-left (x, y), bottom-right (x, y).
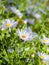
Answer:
top-left (0, 0), bottom-right (49, 65)
top-left (0, 18), bottom-right (37, 41)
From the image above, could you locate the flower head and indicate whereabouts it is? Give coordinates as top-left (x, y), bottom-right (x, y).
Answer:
top-left (38, 52), bottom-right (49, 62)
top-left (1, 19), bottom-right (18, 30)
top-left (41, 37), bottom-right (49, 45)
top-left (17, 27), bottom-right (37, 41)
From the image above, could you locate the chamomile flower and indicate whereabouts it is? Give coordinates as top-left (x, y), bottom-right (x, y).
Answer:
top-left (17, 27), bottom-right (37, 41)
top-left (10, 7), bottom-right (23, 18)
top-left (1, 19), bottom-right (18, 30)
top-left (41, 37), bottom-right (49, 45)
top-left (38, 52), bottom-right (49, 63)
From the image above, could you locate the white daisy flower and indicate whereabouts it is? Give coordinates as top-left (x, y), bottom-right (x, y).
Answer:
top-left (41, 37), bottom-right (49, 45)
top-left (10, 7), bottom-right (23, 18)
top-left (17, 27), bottom-right (37, 41)
top-left (38, 52), bottom-right (49, 63)
top-left (1, 19), bottom-right (18, 30)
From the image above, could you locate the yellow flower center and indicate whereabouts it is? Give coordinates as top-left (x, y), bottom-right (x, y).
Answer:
top-left (43, 39), bottom-right (47, 43)
top-left (6, 23), bottom-right (11, 27)
top-left (22, 34), bottom-right (27, 39)
top-left (40, 55), bottom-right (45, 59)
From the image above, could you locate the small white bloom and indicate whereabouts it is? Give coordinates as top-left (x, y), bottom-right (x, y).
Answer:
top-left (11, 7), bottom-right (23, 18)
top-left (38, 52), bottom-right (49, 63)
top-left (1, 19), bottom-right (18, 30)
top-left (41, 37), bottom-right (49, 45)
top-left (17, 27), bottom-right (37, 41)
